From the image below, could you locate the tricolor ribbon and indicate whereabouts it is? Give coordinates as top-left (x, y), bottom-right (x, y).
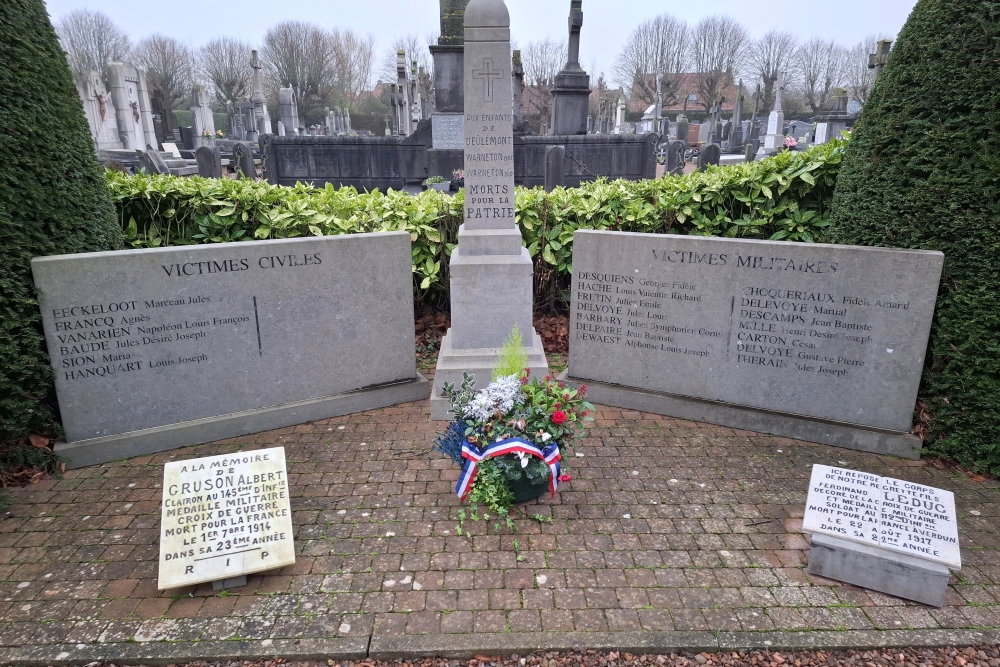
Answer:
top-left (455, 437), bottom-right (562, 501)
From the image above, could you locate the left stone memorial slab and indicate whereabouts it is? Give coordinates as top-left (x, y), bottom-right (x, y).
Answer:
top-left (158, 446), bottom-right (294, 590)
top-left (32, 233), bottom-right (429, 468)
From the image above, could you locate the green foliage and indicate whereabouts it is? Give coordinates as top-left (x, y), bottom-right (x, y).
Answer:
top-left (0, 0), bottom-right (121, 439)
top-left (828, 0), bottom-right (1000, 476)
top-left (106, 139), bottom-right (845, 310)
top-left (467, 459), bottom-right (516, 532)
top-left (492, 323), bottom-right (528, 381)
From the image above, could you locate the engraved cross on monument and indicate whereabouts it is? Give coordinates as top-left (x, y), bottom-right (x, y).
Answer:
top-left (430, 0), bottom-right (548, 419)
top-left (472, 58), bottom-right (503, 102)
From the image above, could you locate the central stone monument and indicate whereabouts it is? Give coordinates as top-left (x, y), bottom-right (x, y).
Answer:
top-left (431, 0), bottom-right (548, 419)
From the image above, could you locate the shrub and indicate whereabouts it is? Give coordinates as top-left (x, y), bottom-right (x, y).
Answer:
top-left (0, 0), bottom-right (122, 439)
top-left (829, 0), bottom-right (1000, 475)
top-left (107, 139), bottom-right (845, 310)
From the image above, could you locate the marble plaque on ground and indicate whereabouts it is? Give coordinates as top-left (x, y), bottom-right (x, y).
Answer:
top-left (802, 464), bottom-right (960, 569)
top-left (32, 233), bottom-right (417, 443)
top-left (568, 231), bottom-right (943, 432)
top-left (158, 447), bottom-right (294, 589)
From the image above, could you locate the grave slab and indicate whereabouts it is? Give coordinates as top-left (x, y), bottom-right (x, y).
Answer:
top-left (158, 447), bottom-right (294, 590)
top-left (563, 230), bottom-right (943, 455)
top-left (32, 232), bottom-right (427, 467)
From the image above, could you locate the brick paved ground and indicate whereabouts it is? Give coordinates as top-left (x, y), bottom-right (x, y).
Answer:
top-left (1, 392), bottom-right (998, 658)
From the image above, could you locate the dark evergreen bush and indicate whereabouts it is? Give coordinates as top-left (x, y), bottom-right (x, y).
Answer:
top-left (0, 0), bottom-right (121, 439)
top-left (829, 0), bottom-right (1000, 474)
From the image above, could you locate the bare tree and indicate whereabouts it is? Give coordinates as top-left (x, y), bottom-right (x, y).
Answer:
top-left (331, 30), bottom-right (377, 109)
top-left (378, 34), bottom-right (432, 84)
top-left (521, 38), bottom-right (566, 128)
top-left (522, 37), bottom-right (565, 87)
top-left (198, 38), bottom-right (253, 105)
top-left (844, 35), bottom-right (883, 105)
top-left (133, 35), bottom-right (195, 110)
top-left (748, 30), bottom-right (797, 111)
top-left (612, 14), bottom-right (688, 109)
top-left (794, 38), bottom-right (849, 112)
top-left (55, 9), bottom-right (131, 81)
top-left (689, 16), bottom-right (749, 110)
top-left (260, 21), bottom-right (339, 124)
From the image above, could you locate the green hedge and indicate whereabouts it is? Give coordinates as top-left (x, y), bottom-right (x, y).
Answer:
top-left (108, 139), bottom-right (845, 309)
top-left (0, 0), bottom-right (121, 440)
top-left (829, 0), bottom-right (1000, 475)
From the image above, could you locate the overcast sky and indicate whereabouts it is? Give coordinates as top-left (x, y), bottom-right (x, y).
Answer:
top-left (43, 0), bottom-right (918, 82)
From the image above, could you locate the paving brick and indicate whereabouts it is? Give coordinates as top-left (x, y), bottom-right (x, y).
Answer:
top-left (0, 396), bottom-right (995, 647)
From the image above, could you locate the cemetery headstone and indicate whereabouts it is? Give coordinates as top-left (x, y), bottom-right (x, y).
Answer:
top-left (815, 122), bottom-right (830, 145)
top-left (560, 231), bottom-right (944, 457)
top-left (196, 145), bottom-right (223, 178)
top-left (549, 0), bottom-right (590, 136)
top-left (190, 85), bottom-right (216, 148)
top-left (544, 145), bottom-right (565, 192)
top-left (802, 464), bottom-right (959, 606)
top-left (162, 142), bottom-right (182, 158)
top-left (136, 149), bottom-right (170, 174)
top-left (759, 72), bottom-right (786, 156)
top-left (76, 70), bottom-right (123, 150)
top-left (233, 142), bottom-right (255, 179)
top-left (158, 446), bottom-right (294, 590)
top-left (697, 143), bottom-right (721, 171)
top-left (31, 233), bottom-right (427, 468)
top-left (107, 62), bottom-right (157, 150)
top-left (430, 0), bottom-right (548, 419)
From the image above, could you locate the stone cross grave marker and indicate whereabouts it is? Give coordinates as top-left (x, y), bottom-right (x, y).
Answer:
top-left (158, 447), bottom-right (294, 590)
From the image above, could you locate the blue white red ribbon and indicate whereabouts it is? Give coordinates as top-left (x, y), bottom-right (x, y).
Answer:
top-left (455, 437), bottom-right (562, 501)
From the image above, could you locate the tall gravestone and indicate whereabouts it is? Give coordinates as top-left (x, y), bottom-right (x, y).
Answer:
top-left (431, 0), bottom-right (548, 419)
top-left (429, 0), bottom-right (471, 178)
top-left (107, 62), bottom-right (158, 150)
top-left (76, 70), bottom-right (123, 150)
top-left (251, 50), bottom-right (272, 136)
top-left (759, 71), bottom-right (786, 156)
top-left (549, 0), bottom-right (591, 136)
top-left (278, 87), bottom-right (300, 136)
top-left (190, 85), bottom-right (216, 148)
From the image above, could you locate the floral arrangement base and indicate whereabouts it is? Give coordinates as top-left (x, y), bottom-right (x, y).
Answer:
top-left (509, 476), bottom-right (548, 504)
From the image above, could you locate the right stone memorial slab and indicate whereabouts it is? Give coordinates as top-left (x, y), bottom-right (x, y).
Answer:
top-left (562, 231), bottom-right (944, 457)
top-left (801, 464), bottom-right (960, 606)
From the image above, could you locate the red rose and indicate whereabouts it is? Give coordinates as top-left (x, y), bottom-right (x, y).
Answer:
top-left (558, 474), bottom-right (572, 483)
top-left (552, 410), bottom-right (568, 425)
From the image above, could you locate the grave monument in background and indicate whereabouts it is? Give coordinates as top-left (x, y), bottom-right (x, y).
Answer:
top-left (549, 0), bottom-right (591, 136)
top-left (431, 0), bottom-right (548, 419)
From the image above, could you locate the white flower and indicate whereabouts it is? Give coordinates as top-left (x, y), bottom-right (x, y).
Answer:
top-left (540, 432), bottom-right (552, 442)
top-left (463, 374), bottom-right (525, 422)
top-left (515, 451), bottom-right (530, 468)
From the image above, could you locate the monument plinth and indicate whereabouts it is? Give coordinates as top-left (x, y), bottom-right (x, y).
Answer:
top-left (431, 0), bottom-right (548, 420)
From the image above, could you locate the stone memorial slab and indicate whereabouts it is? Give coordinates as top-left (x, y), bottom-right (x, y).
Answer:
top-left (561, 231), bottom-right (943, 457)
top-left (802, 464), bottom-right (960, 606)
top-left (802, 464), bottom-right (961, 568)
top-left (32, 233), bottom-right (428, 468)
top-left (158, 447), bottom-right (294, 589)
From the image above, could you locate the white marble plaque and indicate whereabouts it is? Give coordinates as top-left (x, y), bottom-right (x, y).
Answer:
top-left (158, 447), bottom-right (295, 589)
top-left (802, 464), bottom-right (960, 569)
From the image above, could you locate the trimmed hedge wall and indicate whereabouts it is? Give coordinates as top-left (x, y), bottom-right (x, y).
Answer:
top-left (108, 139), bottom-right (844, 310)
top-left (829, 0), bottom-right (1000, 476)
top-left (0, 0), bottom-right (122, 439)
